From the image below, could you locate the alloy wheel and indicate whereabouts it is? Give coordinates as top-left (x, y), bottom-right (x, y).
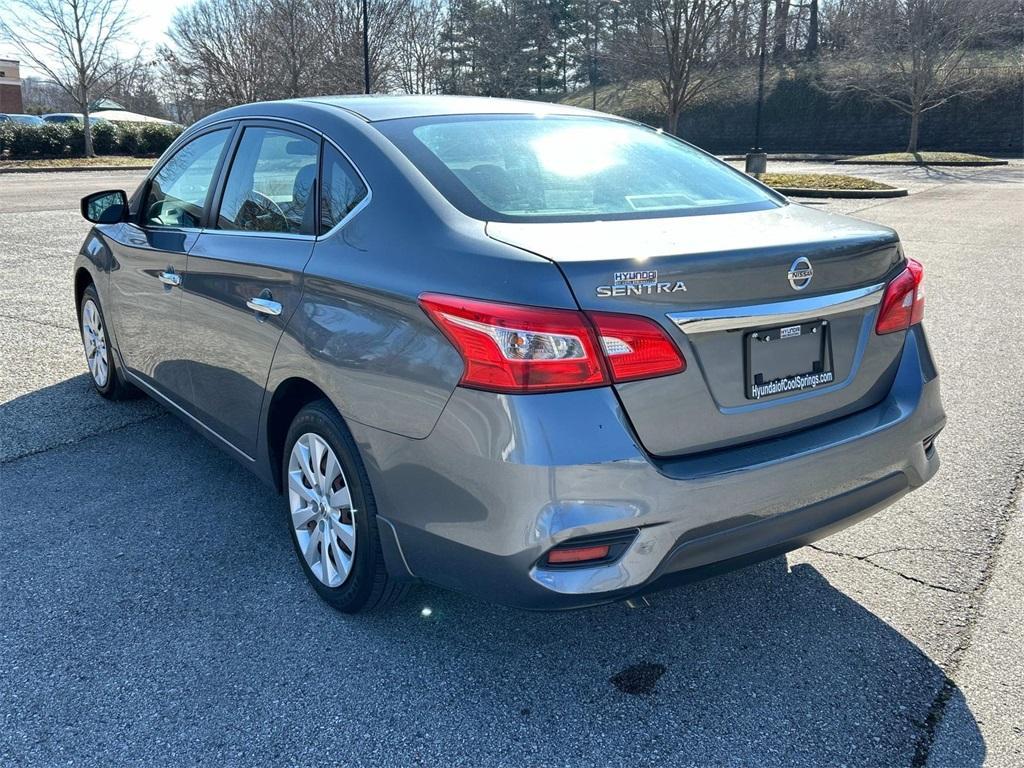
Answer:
top-left (287, 432), bottom-right (357, 587)
top-left (81, 298), bottom-right (109, 387)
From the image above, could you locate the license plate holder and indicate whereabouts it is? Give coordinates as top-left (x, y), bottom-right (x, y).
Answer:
top-left (744, 320), bottom-right (834, 400)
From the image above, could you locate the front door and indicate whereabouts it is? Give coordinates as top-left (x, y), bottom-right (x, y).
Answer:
top-left (107, 127), bottom-right (233, 408)
top-left (179, 123), bottom-right (320, 458)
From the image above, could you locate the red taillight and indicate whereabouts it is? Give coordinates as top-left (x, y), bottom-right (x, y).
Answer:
top-left (419, 293), bottom-right (607, 393)
top-left (587, 311), bottom-right (686, 382)
top-left (419, 294), bottom-right (686, 393)
top-left (907, 258), bottom-right (925, 326)
top-left (876, 258), bottom-right (925, 335)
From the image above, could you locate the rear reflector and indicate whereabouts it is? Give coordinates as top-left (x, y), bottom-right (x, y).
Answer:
top-left (876, 257), bottom-right (925, 335)
top-left (546, 544), bottom-right (611, 565)
top-left (419, 293), bottom-right (686, 393)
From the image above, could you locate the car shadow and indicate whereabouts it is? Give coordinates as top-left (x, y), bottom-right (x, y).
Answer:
top-left (0, 379), bottom-right (986, 766)
top-left (353, 562), bottom-right (985, 766)
top-left (0, 372), bottom-right (162, 463)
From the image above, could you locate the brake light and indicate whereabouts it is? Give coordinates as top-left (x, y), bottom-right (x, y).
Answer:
top-left (419, 294), bottom-right (686, 393)
top-left (419, 294), bottom-right (607, 393)
top-left (587, 311), bottom-right (686, 382)
top-left (876, 258), bottom-right (925, 335)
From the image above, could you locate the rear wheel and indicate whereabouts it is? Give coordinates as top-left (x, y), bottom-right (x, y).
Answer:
top-left (79, 284), bottom-right (135, 400)
top-left (283, 400), bottom-right (407, 613)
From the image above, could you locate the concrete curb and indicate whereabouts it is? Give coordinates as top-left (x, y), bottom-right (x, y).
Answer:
top-left (773, 186), bottom-right (909, 199)
top-left (722, 153), bottom-right (852, 162)
top-left (0, 164), bottom-right (152, 174)
top-left (835, 158), bottom-right (1008, 167)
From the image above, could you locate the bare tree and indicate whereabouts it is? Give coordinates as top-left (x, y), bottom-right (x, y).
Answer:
top-left (828, 0), bottom-right (1002, 152)
top-left (359, 0), bottom-right (410, 91)
top-left (98, 56), bottom-right (169, 118)
top-left (0, 0), bottom-right (136, 156)
top-left (396, 0), bottom-right (445, 93)
top-left (21, 76), bottom-right (76, 113)
top-left (623, 0), bottom-right (737, 134)
top-left (307, 0), bottom-right (365, 93)
top-left (267, 0), bottom-right (320, 97)
top-left (167, 0), bottom-right (275, 108)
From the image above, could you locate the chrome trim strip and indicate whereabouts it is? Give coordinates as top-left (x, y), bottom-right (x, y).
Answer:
top-left (198, 229), bottom-right (315, 241)
top-left (123, 369), bottom-right (256, 463)
top-left (667, 282), bottom-right (885, 335)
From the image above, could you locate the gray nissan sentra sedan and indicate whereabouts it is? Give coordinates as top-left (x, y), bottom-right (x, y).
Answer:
top-left (74, 95), bottom-right (945, 613)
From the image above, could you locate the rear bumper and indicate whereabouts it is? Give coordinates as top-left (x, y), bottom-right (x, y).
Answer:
top-left (353, 326), bottom-right (944, 610)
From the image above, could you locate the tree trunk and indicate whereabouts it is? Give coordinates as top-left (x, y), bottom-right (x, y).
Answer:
top-left (667, 103), bottom-right (681, 136)
top-left (772, 0), bottom-right (790, 57)
top-left (805, 0), bottom-right (818, 55)
top-left (906, 108), bottom-right (921, 153)
top-left (82, 96), bottom-right (94, 158)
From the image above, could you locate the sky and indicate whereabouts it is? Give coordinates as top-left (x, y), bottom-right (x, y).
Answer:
top-left (1, 0), bottom-right (196, 78)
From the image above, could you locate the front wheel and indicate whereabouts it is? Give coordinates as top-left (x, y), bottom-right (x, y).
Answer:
top-left (283, 400), bottom-right (407, 613)
top-left (79, 284), bottom-right (135, 400)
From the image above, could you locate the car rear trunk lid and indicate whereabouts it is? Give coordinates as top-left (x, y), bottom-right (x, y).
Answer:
top-left (487, 204), bottom-right (907, 456)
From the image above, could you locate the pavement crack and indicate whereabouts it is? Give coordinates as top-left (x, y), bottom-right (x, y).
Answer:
top-left (844, 545), bottom-right (986, 559)
top-left (0, 413), bottom-right (168, 465)
top-left (806, 544), bottom-right (971, 594)
top-left (911, 457), bottom-right (1024, 767)
top-left (0, 312), bottom-right (78, 332)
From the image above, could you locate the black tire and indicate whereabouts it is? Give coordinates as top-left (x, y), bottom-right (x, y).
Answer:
top-left (78, 284), bottom-right (136, 400)
top-left (282, 399), bottom-right (408, 613)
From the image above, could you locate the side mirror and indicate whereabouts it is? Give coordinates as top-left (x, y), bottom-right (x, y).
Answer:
top-left (81, 189), bottom-right (129, 224)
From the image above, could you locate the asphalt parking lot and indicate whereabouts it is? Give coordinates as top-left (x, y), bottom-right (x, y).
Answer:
top-left (1, 162), bottom-right (1022, 767)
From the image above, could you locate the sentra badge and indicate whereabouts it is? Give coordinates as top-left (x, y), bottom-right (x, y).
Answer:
top-left (597, 270), bottom-right (687, 298)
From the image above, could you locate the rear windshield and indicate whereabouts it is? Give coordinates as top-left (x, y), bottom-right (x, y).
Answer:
top-left (377, 115), bottom-right (781, 223)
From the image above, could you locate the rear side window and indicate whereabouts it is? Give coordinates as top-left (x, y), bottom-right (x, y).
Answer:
top-left (144, 129), bottom-right (230, 228)
top-left (319, 144), bottom-right (368, 235)
top-left (217, 127), bottom-right (319, 234)
top-left (378, 116), bottom-right (781, 223)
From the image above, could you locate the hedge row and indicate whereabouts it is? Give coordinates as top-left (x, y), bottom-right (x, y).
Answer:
top-left (0, 120), bottom-right (184, 159)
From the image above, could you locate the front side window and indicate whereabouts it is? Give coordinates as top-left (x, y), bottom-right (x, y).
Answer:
top-left (144, 129), bottom-right (230, 228)
top-left (217, 127), bottom-right (319, 234)
top-left (319, 144), bottom-right (368, 235)
top-left (378, 116), bottom-right (781, 223)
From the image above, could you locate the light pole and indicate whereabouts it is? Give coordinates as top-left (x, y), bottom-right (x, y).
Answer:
top-left (745, 0), bottom-right (769, 175)
top-left (362, 0), bottom-right (371, 94)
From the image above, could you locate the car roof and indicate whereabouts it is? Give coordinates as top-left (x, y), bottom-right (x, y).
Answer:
top-left (298, 94), bottom-right (616, 123)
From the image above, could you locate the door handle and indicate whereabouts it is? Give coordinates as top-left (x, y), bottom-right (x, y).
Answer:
top-left (158, 270), bottom-right (182, 287)
top-left (247, 297), bottom-right (283, 316)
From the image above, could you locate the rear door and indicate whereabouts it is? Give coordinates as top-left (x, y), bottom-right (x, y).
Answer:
top-left (107, 127), bottom-right (233, 408)
top-left (178, 121), bottom-right (319, 458)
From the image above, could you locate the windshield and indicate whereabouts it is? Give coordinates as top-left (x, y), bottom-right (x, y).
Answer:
top-left (378, 115), bottom-right (781, 223)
